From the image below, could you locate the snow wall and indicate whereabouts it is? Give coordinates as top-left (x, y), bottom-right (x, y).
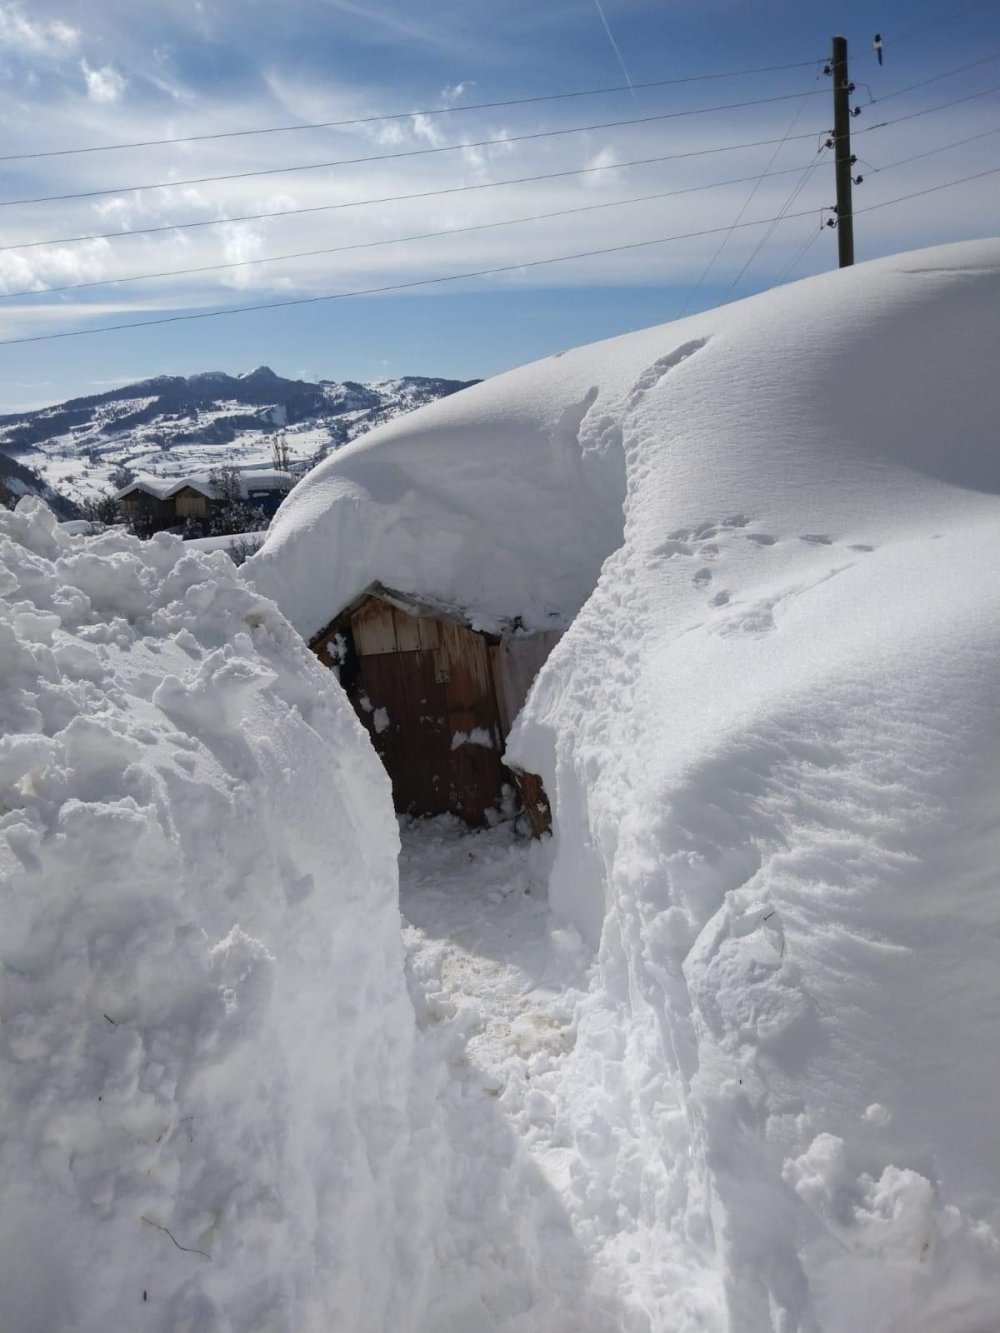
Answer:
top-left (0, 502), bottom-right (437, 1332)
top-left (506, 239), bottom-right (1000, 1331)
top-left (252, 238), bottom-right (1000, 1331)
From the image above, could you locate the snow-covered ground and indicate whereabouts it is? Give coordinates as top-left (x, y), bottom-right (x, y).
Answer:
top-left (250, 237), bottom-right (1000, 1330)
top-left (5, 239), bottom-right (1000, 1331)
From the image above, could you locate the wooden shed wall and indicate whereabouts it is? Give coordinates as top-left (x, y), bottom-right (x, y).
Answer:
top-left (344, 599), bottom-right (508, 826)
top-left (173, 487), bottom-right (210, 518)
top-left (314, 593), bottom-right (559, 832)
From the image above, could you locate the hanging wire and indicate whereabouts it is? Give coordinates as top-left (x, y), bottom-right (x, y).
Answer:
top-left (3, 164), bottom-right (997, 349)
top-left (0, 59), bottom-right (826, 163)
top-left (0, 127), bottom-right (833, 254)
top-left (0, 162), bottom-right (819, 302)
top-left (0, 89), bottom-right (829, 210)
top-left (677, 95), bottom-right (814, 315)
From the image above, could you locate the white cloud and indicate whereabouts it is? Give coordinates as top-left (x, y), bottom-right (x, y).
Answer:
top-left (81, 58), bottom-right (127, 103)
top-left (440, 81), bottom-right (474, 108)
top-left (0, 4), bottom-right (77, 55)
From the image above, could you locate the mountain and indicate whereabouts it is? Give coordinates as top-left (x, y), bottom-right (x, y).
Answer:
top-left (0, 449), bottom-right (79, 518)
top-left (0, 368), bottom-right (478, 510)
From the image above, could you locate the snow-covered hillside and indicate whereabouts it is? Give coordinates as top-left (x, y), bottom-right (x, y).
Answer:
top-left (251, 238), bottom-right (1000, 1330)
top-left (0, 367), bottom-right (475, 509)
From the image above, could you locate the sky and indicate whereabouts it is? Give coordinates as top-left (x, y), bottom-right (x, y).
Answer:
top-left (0, 0), bottom-right (997, 408)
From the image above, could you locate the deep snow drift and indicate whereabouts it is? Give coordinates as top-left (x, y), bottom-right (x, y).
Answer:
top-left (0, 501), bottom-right (427, 1332)
top-left (252, 238), bottom-right (1000, 1330)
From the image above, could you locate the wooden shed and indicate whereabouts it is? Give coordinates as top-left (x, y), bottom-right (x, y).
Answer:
top-left (310, 585), bottom-right (559, 833)
top-left (171, 483), bottom-right (213, 521)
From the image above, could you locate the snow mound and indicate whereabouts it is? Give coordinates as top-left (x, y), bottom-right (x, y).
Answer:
top-left (0, 499), bottom-right (427, 1331)
top-left (251, 238), bottom-right (1000, 1330)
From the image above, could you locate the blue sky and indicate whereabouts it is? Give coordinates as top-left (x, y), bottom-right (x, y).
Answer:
top-left (0, 0), bottom-right (997, 407)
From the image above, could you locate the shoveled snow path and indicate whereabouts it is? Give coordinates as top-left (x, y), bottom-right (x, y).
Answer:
top-left (399, 817), bottom-right (646, 1333)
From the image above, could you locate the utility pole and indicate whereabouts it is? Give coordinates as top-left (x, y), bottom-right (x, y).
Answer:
top-left (831, 34), bottom-right (855, 267)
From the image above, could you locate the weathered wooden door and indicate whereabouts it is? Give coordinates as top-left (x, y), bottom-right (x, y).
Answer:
top-left (357, 648), bottom-right (452, 816)
top-left (346, 599), bottom-right (508, 823)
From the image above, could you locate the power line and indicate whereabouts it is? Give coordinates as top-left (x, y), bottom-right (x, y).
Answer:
top-left (0, 128), bottom-right (833, 254)
top-left (889, 0), bottom-right (998, 45)
top-left (728, 153), bottom-right (828, 289)
top-left (853, 81), bottom-right (1000, 137)
top-left (6, 79), bottom-right (990, 256)
top-left (4, 165), bottom-right (996, 349)
top-left (855, 161), bottom-right (1000, 213)
top-left (775, 220), bottom-right (823, 284)
top-left (861, 123), bottom-right (1000, 172)
top-left (677, 96), bottom-right (814, 315)
top-left (0, 161), bottom-right (819, 302)
top-left (870, 49), bottom-right (1000, 102)
top-left (0, 60), bottom-right (825, 163)
top-left (0, 88), bottom-right (829, 209)
top-left (0, 210), bottom-right (830, 347)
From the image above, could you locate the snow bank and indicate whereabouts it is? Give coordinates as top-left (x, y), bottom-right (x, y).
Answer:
top-left (251, 238), bottom-right (1000, 1329)
top-left (0, 500), bottom-right (430, 1331)
top-left (510, 238), bottom-right (1000, 1330)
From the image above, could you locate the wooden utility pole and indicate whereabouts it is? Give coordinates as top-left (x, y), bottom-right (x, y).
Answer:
top-left (831, 34), bottom-right (855, 267)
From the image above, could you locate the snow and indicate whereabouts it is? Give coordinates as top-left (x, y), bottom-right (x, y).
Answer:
top-left (0, 499), bottom-right (437, 1331)
top-left (6, 238), bottom-right (1000, 1330)
top-left (1, 374), bottom-right (471, 511)
top-left (249, 237), bottom-right (1000, 1329)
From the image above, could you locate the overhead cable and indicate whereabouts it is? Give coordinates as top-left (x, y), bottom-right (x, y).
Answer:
top-left (5, 164), bottom-right (997, 348)
top-left (0, 160), bottom-right (819, 301)
top-left (0, 59), bottom-right (825, 162)
top-left (0, 128), bottom-right (833, 254)
top-left (888, 0), bottom-right (998, 45)
top-left (0, 88), bottom-right (830, 209)
top-left (677, 95), bottom-right (814, 315)
top-left (870, 49), bottom-right (1000, 102)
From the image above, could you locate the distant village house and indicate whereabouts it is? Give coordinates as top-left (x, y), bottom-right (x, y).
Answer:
top-left (116, 467), bottom-right (294, 535)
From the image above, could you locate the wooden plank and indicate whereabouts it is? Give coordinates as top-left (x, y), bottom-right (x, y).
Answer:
top-left (444, 627), bottom-right (507, 824)
top-left (351, 599), bottom-right (397, 656)
top-left (439, 621), bottom-right (493, 710)
top-left (390, 604), bottom-right (423, 652)
top-left (417, 616), bottom-right (441, 651)
top-left (513, 769), bottom-right (553, 837)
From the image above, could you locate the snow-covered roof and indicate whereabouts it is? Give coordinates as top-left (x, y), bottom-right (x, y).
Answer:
top-left (116, 474), bottom-right (179, 501)
top-left (116, 469), bottom-right (293, 502)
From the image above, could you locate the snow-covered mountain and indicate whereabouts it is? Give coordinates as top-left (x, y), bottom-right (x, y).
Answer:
top-left (0, 367), bottom-right (477, 509)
